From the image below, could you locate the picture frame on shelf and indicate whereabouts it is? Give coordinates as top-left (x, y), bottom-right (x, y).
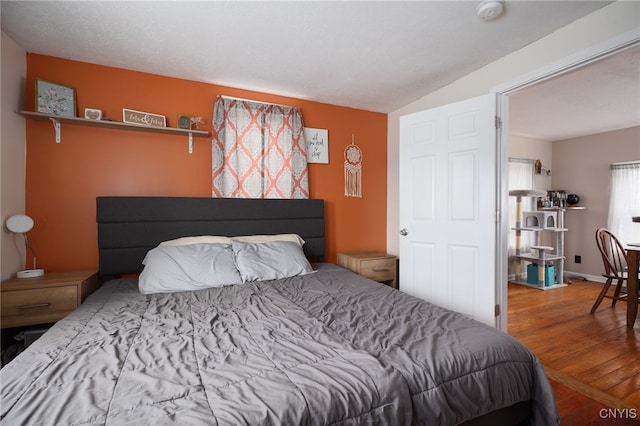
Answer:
top-left (84, 108), bottom-right (103, 120)
top-left (177, 114), bottom-right (191, 129)
top-left (122, 108), bottom-right (166, 127)
top-left (36, 79), bottom-right (76, 117)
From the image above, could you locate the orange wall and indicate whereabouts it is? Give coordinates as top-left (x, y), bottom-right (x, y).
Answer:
top-left (24, 54), bottom-right (388, 271)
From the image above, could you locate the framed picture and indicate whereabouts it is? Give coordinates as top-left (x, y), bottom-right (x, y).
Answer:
top-left (36, 79), bottom-right (76, 117)
top-left (84, 108), bottom-right (103, 120)
top-left (122, 108), bottom-right (166, 127)
top-left (177, 114), bottom-right (191, 129)
top-left (304, 127), bottom-right (329, 164)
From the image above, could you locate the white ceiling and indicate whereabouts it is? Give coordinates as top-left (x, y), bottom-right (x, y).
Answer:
top-left (509, 43), bottom-right (640, 141)
top-left (2, 1), bottom-right (638, 140)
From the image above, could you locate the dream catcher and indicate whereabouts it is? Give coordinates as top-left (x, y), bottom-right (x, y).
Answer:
top-left (344, 134), bottom-right (362, 198)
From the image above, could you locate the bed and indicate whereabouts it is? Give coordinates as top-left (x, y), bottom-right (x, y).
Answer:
top-left (0, 196), bottom-right (559, 425)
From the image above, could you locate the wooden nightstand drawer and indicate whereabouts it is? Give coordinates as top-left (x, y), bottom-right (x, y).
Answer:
top-left (1, 270), bottom-right (99, 329)
top-left (1, 286), bottom-right (78, 328)
top-left (360, 258), bottom-right (396, 282)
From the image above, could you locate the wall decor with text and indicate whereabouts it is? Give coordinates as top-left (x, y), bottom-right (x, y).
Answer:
top-left (123, 108), bottom-right (166, 127)
top-left (304, 127), bottom-right (329, 164)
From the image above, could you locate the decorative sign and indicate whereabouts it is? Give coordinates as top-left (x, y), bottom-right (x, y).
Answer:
top-left (344, 134), bottom-right (362, 198)
top-left (84, 108), bottom-right (102, 120)
top-left (122, 108), bottom-right (166, 127)
top-left (304, 127), bottom-right (329, 164)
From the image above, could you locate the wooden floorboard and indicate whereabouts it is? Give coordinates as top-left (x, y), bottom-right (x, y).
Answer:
top-left (507, 280), bottom-right (640, 409)
top-left (546, 367), bottom-right (640, 425)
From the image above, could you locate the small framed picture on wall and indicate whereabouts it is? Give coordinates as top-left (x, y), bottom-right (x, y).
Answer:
top-left (304, 127), bottom-right (329, 164)
top-left (36, 79), bottom-right (76, 117)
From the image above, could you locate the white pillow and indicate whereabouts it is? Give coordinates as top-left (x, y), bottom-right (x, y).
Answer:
top-left (159, 235), bottom-right (232, 246)
top-left (231, 233), bottom-right (305, 247)
top-left (139, 243), bottom-right (242, 294)
top-left (232, 240), bottom-right (313, 282)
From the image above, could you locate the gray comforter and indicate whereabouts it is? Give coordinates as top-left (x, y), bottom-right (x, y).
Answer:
top-left (1, 264), bottom-right (558, 425)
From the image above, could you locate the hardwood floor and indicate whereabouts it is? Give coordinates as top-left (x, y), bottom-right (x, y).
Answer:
top-left (507, 280), bottom-right (640, 409)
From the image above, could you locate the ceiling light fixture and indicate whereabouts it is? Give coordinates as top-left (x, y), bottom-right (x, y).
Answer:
top-left (477, 0), bottom-right (505, 21)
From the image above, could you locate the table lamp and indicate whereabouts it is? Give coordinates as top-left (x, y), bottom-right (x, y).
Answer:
top-left (6, 214), bottom-right (45, 278)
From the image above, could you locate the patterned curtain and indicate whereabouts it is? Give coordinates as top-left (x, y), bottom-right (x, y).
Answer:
top-left (212, 96), bottom-right (309, 199)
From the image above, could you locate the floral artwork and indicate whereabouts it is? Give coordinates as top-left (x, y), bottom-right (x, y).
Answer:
top-left (36, 80), bottom-right (76, 117)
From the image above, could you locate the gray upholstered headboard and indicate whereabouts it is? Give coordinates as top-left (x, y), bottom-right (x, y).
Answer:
top-left (96, 196), bottom-right (325, 278)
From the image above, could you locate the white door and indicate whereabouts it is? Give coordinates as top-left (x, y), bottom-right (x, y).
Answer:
top-left (399, 94), bottom-right (498, 327)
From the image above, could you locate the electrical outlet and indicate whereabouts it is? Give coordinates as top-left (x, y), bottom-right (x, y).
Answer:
top-left (575, 255), bottom-right (581, 264)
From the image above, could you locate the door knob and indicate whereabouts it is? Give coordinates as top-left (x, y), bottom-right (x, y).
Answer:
top-left (400, 228), bottom-right (408, 236)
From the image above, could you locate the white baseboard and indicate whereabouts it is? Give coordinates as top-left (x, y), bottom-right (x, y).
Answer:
top-left (509, 271), bottom-right (606, 284)
top-left (563, 271), bottom-right (606, 284)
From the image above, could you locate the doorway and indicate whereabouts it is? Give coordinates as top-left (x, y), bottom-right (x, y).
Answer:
top-left (495, 32), bottom-right (640, 330)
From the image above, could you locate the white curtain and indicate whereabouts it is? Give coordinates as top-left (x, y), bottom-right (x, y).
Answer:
top-left (607, 161), bottom-right (640, 245)
top-left (508, 158), bottom-right (535, 278)
top-left (211, 96), bottom-right (309, 199)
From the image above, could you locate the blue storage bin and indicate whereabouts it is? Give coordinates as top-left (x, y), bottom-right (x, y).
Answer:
top-left (526, 263), bottom-right (555, 286)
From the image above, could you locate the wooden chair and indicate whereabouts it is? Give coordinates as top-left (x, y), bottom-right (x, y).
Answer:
top-left (591, 228), bottom-right (629, 313)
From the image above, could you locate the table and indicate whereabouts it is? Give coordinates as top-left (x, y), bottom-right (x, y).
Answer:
top-left (626, 246), bottom-right (639, 328)
top-left (1, 271), bottom-right (99, 328)
top-left (337, 251), bottom-right (398, 289)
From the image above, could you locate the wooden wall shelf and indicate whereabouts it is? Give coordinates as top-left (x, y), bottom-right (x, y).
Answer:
top-left (21, 111), bottom-right (210, 153)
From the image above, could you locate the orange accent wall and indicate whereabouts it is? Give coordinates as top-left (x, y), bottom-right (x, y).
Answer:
top-left (24, 54), bottom-right (387, 272)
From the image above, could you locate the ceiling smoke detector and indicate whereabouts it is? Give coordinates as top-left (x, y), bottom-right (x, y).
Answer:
top-left (477, 0), bottom-right (505, 21)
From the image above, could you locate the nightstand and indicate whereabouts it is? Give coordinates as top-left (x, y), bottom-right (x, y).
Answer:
top-left (337, 251), bottom-right (397, 289)
top-left (1, 271), bottom-right (100, 329)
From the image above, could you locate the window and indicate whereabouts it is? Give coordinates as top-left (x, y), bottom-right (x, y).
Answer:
top-left (607, 161), bottom-right (640, 245)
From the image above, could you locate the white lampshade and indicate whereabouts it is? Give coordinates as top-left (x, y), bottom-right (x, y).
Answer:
top-left (6, 214), bottom-right (44, 278)
top-left (6, 215), bottom-right (35, 234)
